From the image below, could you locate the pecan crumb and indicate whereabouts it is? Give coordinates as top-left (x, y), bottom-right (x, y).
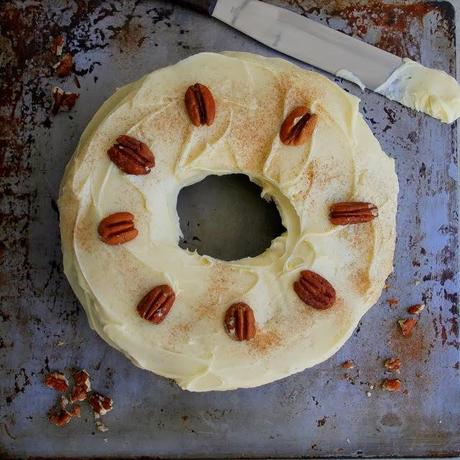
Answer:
top-left (48, 409), bottom-right (72, 427)
top-left (71, 369), bottom-right (91, 402)
top-left (96, 420), bottom-right (109, 432)
top-left (382, 378), bottom-right (401, 392)
top-left (44, 372), bottom-right (69, 393)
top-left (73, 369), bottom-right (91, 388)
top-left (59, 395), bottom-right (69, 410)
top-left (88, 392), bottom-right (113, 416)
top-left (54, 53), bottom-right (73, 77)
top-left (341, 360), bottom-right (354, 369)
top-left (51, 35), bottom-right (65, 56)
top-left (51, 86), bottom-right (79, 115)
top-left (67, 404), bottom-right (81, 418)
top-left (407, 303), bottom-right (425, 315)
top-left (398, 318), bottom-right (417, 336)
top-left (384, 357), bottom-right (401, 372)
top-left (387, 298), bottom-right (399, 307)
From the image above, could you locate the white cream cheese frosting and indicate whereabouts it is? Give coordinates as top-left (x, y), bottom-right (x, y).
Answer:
top-left (376, 58), bottom-right (460, 124)
top-left (59, 52), bottom-right (398, 391)
top-left (336, 69), bottom-right (366, 91)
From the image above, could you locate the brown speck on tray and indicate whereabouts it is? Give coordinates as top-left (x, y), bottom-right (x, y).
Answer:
top-left (317, 416), bottom-right (327, 427)
top-left (387, 298), bottom-right (399, 308)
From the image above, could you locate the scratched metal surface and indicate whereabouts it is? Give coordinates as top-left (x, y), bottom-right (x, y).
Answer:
top-left (0, 0), bottom-right (458, 458)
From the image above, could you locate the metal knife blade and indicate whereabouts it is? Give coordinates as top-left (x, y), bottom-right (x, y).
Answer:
top-left (209, 0), bottom-right (402, 90)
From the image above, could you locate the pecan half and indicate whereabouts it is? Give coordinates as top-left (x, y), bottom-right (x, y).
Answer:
top-left (88, 392), bottom-right (113, 416)
top-left (98, 212), bottom-right (138, 245)
top-left (184, 83), bottom-right (216, 126)
top-left (107, 135), bottom-right (155, 175)
top-left (398, 318), bottom-right (417, 336)
top-left (137, 285), bottom-right (175, 324)
top-left (224, 302), bottom-right (256, 341)
top-left (384, 357), bottom-right (401, 372)
top-left (407, 303), bottom-right (425, 315)
top-left (44, 372), bottom-right (69, 393)
top-left (293, 270), bottom-right (336, 310)
top-left (280, 106), bottom-right (318, 146)
top-left (382, 378), bottom-right (401, 392)
top-left (71, 369), bottom-right (91, 402)
top-left (329, 202), bottom-right (378, 225)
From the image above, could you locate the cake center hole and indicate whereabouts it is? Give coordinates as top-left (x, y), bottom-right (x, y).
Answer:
top-left (177, 174), bottom-right (286, 261)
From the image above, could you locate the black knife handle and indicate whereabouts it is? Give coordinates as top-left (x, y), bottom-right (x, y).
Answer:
top-left (175, 0), bottom-right (217, 15)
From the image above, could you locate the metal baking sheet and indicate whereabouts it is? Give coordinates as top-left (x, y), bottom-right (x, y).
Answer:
top-left (0, 0), bottom-right (458, 457)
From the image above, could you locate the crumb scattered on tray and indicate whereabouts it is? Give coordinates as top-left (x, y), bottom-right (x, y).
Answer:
top-left (52, 87), bottom-right (79, 115)
top-left (71, 369), bottom-right (91, 402)
top-left (398, 318), bottom-right (417, 336)
top-left (382, 378), bottom-right (401, 392)
top-left (44, 368), bottom-right (113, 431)
top-left (96, 420), bottom-right (109, 432)
top-left (387, 298), bottom-right (399, 307)
top-left (54, 53), bottom-right (73, 78)
top-left (51, 35), bottom-right (65, 56)
top-left (48, 409), bottom-right (72, 427)
top-left (384, 357), bottom-right (401, 372)
top-left (341, 360), bottom-right (354, 369)
top-left (89, 392), bottom-right (113, 416)
top-left (407, 303), bottom-right (425, 315)
top-left (44, 372), bottom-right (69, 393)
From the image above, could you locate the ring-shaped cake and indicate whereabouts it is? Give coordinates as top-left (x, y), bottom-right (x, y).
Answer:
top-left (59, 52), bottom-right (398, 391)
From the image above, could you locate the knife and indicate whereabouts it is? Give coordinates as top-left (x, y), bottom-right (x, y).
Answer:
top-left (177, 0), bottom-right (401, 90)
top-left (177, 0), bottom-right (460, 123)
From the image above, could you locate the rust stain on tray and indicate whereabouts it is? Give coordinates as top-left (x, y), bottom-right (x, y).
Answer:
top-left (289, 0), bottom-right (454, 60)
